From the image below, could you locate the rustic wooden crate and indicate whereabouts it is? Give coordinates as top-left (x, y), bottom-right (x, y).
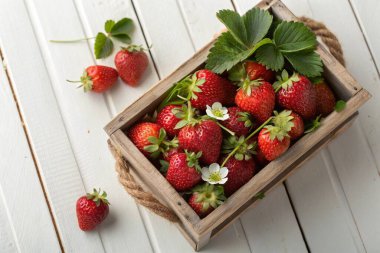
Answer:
top-left (105, 0), bottom-right (371, 250)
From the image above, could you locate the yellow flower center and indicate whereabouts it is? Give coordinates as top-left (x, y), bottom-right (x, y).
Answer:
top-left (212, 109), bottom-right (224, 117)
top-left (209, 172), bottom-right (222, 182)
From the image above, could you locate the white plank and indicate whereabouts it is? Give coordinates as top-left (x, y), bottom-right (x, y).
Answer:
top-left (21, 0), bottom-right (153, 252)
top-left (0, 196), bottom-right (18, 253)
top-left (0, 0), bottom-right (104, 251)
top-left (0, 56), bottom-right (61, 251)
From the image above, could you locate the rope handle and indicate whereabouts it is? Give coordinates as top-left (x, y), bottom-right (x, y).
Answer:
top-left (109, 17), bottom-right (344, 223)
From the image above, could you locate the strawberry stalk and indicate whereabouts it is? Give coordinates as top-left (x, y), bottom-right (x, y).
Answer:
top-left (216, 122), bottom-right (235, 136)
top-left (221, 116), bottom-right (273, 167)
top-left (49, 37), bottom-right (96, 43)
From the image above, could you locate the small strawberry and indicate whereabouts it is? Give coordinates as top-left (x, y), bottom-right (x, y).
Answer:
top-left (221, 107), bottom-right (255, 136)
top-left (274, 70), bottom-right (317, 120)
top-left (176, 103), bottom-right (223, 164)
top-left (222, 157), bottom-right (256, 197)
top-left (114, 45), bottom-right (149, 86)
top-left (314, 79), bottom-right (336, 116)
top-left (76, 189), bottom-right (110, 231)
top-left (183, 69), bottom-right (227, 110)
top-left (68, 65), bottom-right (118, 93)
top-left (235, 79), bottom-right (276, 123)
top-left (166, 151), bottom-right (202, 191)
top-left (258, 125), bottom-right (290, 161)
top-left (272, 110), bottom-right (304, 141)
top-left (188, 183), bottom-right (225, 218)
top-left (245, 61), bottom-right (275, 82)
top-left (156, 104), bottom-right (183, 137)
top-left (128, 123), bottom-right (177, 158)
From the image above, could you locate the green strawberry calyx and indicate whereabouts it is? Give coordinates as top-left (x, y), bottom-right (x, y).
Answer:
top-left (67, 70), bottom-right (93, 92)
top-left (240, 76), bottom-right (263, 96)
top-left (263, 125), bottom-right (289, 141)
top-left (271, 110), bottom-right (294, 133)
top-left (192, 183), bottom-right (226, 211)
top-left (273, 69), bottom-right (300, 92)
top-left (121, 44), bottom-right (146, 53)
top-left (86, 188), bottom-right (110, 207)
top-left (222, 135), bottom-right (256, 161)
top-left (304, 115), bottom-right (322, 133)
top-left (237, 111), bottom-right (254, 128)
top-left (144, 128), bottom-right (179, 158)
top-left (174, 102), bottom-right (202, 129)
top-left (185, 150), bottom-right (202, 172)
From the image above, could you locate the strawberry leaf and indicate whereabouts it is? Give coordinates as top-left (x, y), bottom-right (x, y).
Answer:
top-left (284, 51), bottom-right (323, 77)
top-left (255, 43), bottom-right (284, 71)
top-left (274, 21), bottom-right (316, 53)
top-left (112, 34), bottom-right (131, 44)
top-left (110, 18), bottom-right (133, 36)
top-left (335, 100), bottom-right (346, 112)
top-left (94, 32), bottom-right (114, 59)
top-left (104, 20), bottom-right (116, 33)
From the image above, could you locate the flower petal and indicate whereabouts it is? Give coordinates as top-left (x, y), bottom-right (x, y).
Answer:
top-left (202, 175), bottom-right (210, 182)
top-left (219, 178), bottom-right (228, 184)
top-left (209, 163), bottom-right (220, 173)
top-left (201, 167), bottom-right (210, 177)
top-left (212, 102), bottom-right (222, 109)
top-left (220, 167), bottom-right (229, 178)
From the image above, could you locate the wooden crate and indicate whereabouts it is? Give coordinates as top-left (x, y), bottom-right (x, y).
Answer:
top-left (105, 0), bottom-right (371, 250)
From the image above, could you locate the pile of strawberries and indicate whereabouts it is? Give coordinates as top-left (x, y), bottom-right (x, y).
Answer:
top-left (128, 60), bottom-right (338, 218)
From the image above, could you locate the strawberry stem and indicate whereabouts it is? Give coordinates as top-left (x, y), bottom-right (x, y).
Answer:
top-left (216, 122), bottom-right (235, 136)
top-left (66, 80), bottom-right (82, 83)
top-left (221, 116), bottom-right (273, 167)
top-left (49, 37), bottom-right (96, 43)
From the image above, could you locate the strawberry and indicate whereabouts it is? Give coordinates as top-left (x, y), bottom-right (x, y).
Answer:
top-left (114, 45), bottom-right (149, 86)
top-left (221, 107), bottom-right (255, 136)
top-left (185, 69), bottom-right (227, 110)
top-left (188, 183), bottom-right (225, 218)
top-left (314, 80), bottom-right (336, 116)
top-left (272, 110), bottom-right (304, 141)
top-left (255, 145), bottom-right (269, 167)
top-left (258, 125), bottom-right (290, 161)
top-left (274, 70), bottom-right (317, 120)
top-left (68, 65), bottom-right (118, 93)
top-left (156, 105), bottom-right (183, 137)
top-left (221, 80), bottom-right (237, 105)
top-left (163, 146), bottom-right (183, 162)
top-left (235, 79), bottom-right (275, 123)
top-left (76, 189), bottom-right (109, 231)
top-left (245, 60), bottom-right (275, 82)
top-left (166, 151), bottom-right (202, 191)
top-left (128, 123), bottom-right (177, 158)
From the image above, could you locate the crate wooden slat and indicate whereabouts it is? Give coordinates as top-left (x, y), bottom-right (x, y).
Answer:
top-left (105, 0), bottom-right (371, 250)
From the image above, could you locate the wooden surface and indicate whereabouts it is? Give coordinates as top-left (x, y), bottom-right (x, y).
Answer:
top-left (0, 0), bottom-right (379, 252)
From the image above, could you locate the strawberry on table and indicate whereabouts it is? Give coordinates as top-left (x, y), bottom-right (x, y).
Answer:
top-left (68, 65), bottom-right (118, 93)
top-left (76, 189), bottom-right (110, 231)
top-left (115, 45), bottom-right (149, 86)
top-left (188, 183), bottom-right (226, 218)
top-left (235, 79), bottom-right (275, 123)
top-left (274, 70), bottom-right (317, 120)
top-left (156, 104), bottom-right (183, 137)
top-left (314, 79), bottom-right (336, 116)
top-left (221, 107), bottom-right (255, 137)
top-left (166, 151), bottom-right (202, 191)
top-left (258, 124), bottom-right (291, 161)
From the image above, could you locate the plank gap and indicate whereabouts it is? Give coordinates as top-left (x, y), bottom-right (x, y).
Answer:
top-left (0, 47), bottom-right (65, 253)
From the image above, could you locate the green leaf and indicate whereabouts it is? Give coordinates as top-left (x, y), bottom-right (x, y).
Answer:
top-left (243, 7), bottom-right (273, 46)
top-left (255, 43), bottom-right (284, 71)
top-left (110, 18), bottom-right (133, 36)
top-left (335, 100), bottom-right (346, 112)
top-left (274, 21), bottom-right (316, 53)
top-left (104, 20), bottom-right (115, 33)
top-left (217, 9), bottom-right (248, 47)
top-left (284, 51), bottom-right (323, 77)
top-left (112, 34), bottom-right (131, 44)
top-left (94, 32), bottom-right (114, 59)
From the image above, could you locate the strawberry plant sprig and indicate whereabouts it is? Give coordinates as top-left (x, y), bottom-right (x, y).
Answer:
top-left (50, 18), bottom-right (133, 59)
top-left (206, 7), bottom-right (323, 77)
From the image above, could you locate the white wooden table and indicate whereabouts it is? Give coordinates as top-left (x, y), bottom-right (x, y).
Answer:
top-left (1, 0), bottom-right (379, 252)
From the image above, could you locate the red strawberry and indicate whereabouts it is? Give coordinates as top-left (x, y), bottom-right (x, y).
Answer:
top-left (76, 189), bottom-right (109, 231)
top-left (187, 69), bottom-right (227, 110)
top-left (114, 45), bottom-right (149, 86)
top-left (221, 107), bottom-right (254, 136)
top-left (235, 79), bottom-right (275, 123)
top-left (258, 125), bottom-right (290, 161)
top-left (272, 110), bottom-right (304, 141)
top-left (188, 183), bottom-right (225, 218)
top-left (222, 157), bottom-right (256, 197)
top-left (275, 70), bottom-right (317, 120)
top-left (245, 61), bottom-right (275, 82)
top-left (163, 146), bottom-right (183, 161)
top-left (178, 119), bottom-right (222, 164)
top-left (69, 65), bottom-right (118, 93)
top-left (221, 80), bottom-right (237, 105)
top-left (166, 151), bottom-right (202, 191)
top-left (156, 105), bottom-right (183, 137)
top-left (314, 80), bottom-right (336, 116)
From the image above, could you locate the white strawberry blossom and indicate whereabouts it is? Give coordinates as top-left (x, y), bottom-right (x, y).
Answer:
top-left (206, 102), bottom-right (229, 121)
top-left (201, 163), bottom-right (228, 184)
